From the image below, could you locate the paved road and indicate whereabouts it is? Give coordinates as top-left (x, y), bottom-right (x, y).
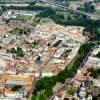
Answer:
top-left (49, 53), bottom-right (79, 100)
top-left (49, 41), bottom-right (99, 100)
top-left (79, 41), bottom-right (100, 68)
top-left (49, 80), bottom-right (70, 100)
top-left (0, 0), bottom-right (100, 20)
top-left (43, 1), bottom-right (100, 20)
top-left (0, 0), bottom-right (33, 3)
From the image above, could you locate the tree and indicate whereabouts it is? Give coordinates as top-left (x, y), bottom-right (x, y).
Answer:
top-left (29, 1), bottom-right (36, 7)
top-left (6, 47), bottom-right (24, 57)
top-left (6, 48), bottom-right (16, 54)
top-left (96, 52), bottom-right (100, 58)
top-left (84, 1), bottom-right (95, 12)
top-left (6, 49), bottom-right (11, 53)
top-left (39, 93), bottom-right (48, 100)
top-left (31, 92), bottom-right (48, 100)
top-left (11, 85), bottom-right (22, 91)
top-left (44, 89), bottom-right (53, 98)
top-left (31, 40), bottom-right (39, 46)
top-left (33, 43), bottom-right (93, 98)
top-left (11, 48), bottom-right (16, 53)
top-left (67, 15), bottom-right (72, 20)
top-left (37, 7), bottom-right (56, 18)
top-left (14, 27), bottom-right (30, 35)
top-left (17, 47), bottom-right (24, 57)
top-left (91, 68), bottom-right (100, 78)
top-left (67, 86), bottom-right (76, 96)
top-left (31, 95), bottom-right (40, 100)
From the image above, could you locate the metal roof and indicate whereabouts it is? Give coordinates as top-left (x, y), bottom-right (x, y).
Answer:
top-left (6, 80), bottom-right (27, 85)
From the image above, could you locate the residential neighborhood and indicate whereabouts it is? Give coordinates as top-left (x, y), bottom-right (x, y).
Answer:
top-left (0, 0), bottom-right (100, 100)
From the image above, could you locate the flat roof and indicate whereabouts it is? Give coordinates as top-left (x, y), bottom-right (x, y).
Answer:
top-left (6, 80), bottom-right (27, 85)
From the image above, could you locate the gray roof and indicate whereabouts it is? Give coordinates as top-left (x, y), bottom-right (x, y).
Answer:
top-left (6, 80), bottom-right (27, 85)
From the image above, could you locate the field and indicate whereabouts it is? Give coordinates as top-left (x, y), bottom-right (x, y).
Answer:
top-left (11, 14), bottom-right (32, 20)
top-left (0, 4), bottom-right (29, 7)
top-left (92, 12), bottom-right (100, 17)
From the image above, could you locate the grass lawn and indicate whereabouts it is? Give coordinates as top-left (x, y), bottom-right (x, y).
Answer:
top-left (12, 15), bottom-right (32, 20)
top-left (67, 56), bottom-right (78, 71)
top-left (16, 15), bottom-right (32, 20)
top-left (92, 12), bottom-right (100, 17)
top-left (0, 4), bottom-right (29, 7)
top-left (97, 28), bottom-right (100, 31)
top-left (35, 2), bottom-right (46, 7)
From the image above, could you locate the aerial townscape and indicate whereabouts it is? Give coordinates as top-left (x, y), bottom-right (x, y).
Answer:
top-left (0, 0), bottom-right (100, 100)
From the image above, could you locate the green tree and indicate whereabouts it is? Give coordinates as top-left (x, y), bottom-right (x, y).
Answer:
top-left (67, 15), bottom-right (72, 20)
top-left (14, 27), bottom-right (30, 35)
top-left (11, 85), bottom-right (22, 91)
top-left (29, 1), bottom-right (36, 7)
top-left (33, 43), bottom-right (93, 98)
top-left (6, 49), bottom-right (11, 53)
top-left (96, 52), bottom-right (100, 58)
top-left (31, 95), bottom-right (40, 100)
top-left (6, 48), bottom-right (16, 54)
top-left (84, 1), bottom-right (95, 12)
top-left (17, 47), bottom-right (24, 57)
top-left (91, 68), bottom-right (100, 78)
top-left (11, 48), bottom-right (16, 53)
top-left (32, 40), bottom-right (39, 46)
top-left (67, 86), bottom-right (76, 95)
